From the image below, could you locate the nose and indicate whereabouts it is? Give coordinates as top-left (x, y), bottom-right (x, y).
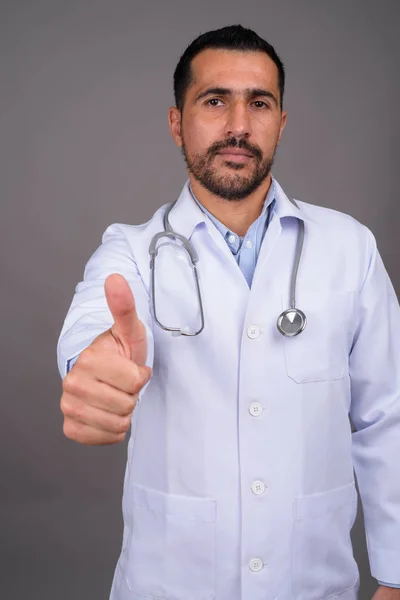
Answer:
top-left (224, 101), bottom-right (252, 139)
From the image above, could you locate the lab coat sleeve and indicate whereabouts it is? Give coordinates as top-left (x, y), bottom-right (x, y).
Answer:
top-left (56, 223), bottom-right (154, 381)
top-left (349, 225), bottom-right (400, 585)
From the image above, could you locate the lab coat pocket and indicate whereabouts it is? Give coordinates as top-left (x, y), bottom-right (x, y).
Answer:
top-left (282, 291), bottom-right (354, 383)
top-left (124, 483), bottom-right (217, 600)
top-left (291, 481), bottom-right (359, 600)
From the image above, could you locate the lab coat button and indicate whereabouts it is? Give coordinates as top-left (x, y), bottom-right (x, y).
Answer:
top-left (249, 402), bottom-right (263, 416)
top-left (247, 325), bottom-right (260, 338)
top-left (249, 558), bottom-right (264, 572)
top-left (251, 480), bottom-right (266, 495)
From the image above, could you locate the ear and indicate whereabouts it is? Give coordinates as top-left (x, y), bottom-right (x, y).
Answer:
top-left (168, 106), bottom-right (182, 148)
top-left (277, 110), bottom-right (287, 143)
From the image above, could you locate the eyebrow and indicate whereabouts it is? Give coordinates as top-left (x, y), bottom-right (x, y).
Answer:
top-left (194, 87), bottom-right (279, 107)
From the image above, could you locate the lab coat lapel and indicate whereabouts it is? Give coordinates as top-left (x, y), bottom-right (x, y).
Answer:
top-left (251, 178), bottom-right (314, 293)
top-left (167, 180), bottom-right (251, 292)
top-left (165, 177), bottom-right (314, 298)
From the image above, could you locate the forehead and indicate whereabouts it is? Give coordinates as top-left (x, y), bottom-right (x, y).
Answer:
top-left (189, 48), bottom-right (280, 94)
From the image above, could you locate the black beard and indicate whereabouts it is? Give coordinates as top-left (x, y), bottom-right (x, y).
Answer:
top-left (180, 136), bottom-right (277, 201)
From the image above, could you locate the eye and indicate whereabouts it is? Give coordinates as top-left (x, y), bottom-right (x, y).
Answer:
top-left (253, 100), bottom-right (270, 109)
top-left (206, 98), bottom-right (223, 107)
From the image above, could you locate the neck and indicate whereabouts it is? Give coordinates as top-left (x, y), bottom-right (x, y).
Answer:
top-left (189, 174), bottom-right (273, 237)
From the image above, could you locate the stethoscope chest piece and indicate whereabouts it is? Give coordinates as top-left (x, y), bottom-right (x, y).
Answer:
top-left (277, 308), bottom-right (307, 337)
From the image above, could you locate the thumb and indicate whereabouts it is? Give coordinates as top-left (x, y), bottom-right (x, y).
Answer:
top-left (104, 273), bottom-right (148, 365)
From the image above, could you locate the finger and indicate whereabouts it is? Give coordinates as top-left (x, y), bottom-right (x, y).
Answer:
top-left (73, 348), bottom-right (152, 395)
top-left (105, 274), bottom-right (145, 348)
top-left (63, 378), bottom-right (137, 416)
top-left (61, 396), bottom-right (133, 435)
top-left (63, 417), bottom-right (127, 446)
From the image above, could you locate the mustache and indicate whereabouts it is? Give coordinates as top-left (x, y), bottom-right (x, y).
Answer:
top-left (207, 137), bottom-right (263, 161)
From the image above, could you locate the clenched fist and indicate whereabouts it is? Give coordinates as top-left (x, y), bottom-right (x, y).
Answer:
top-left (60, 273), bottom-right (152, 445)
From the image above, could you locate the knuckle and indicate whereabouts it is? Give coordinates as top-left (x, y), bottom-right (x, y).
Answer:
top-left (63, 418), bottom-right (79, 441)
top-left (126, 396), bottom-right (137, 414)
top-left (60, 395), bottom-right (73, 417)
top-left (62, 372), bottom-right (79, 394)
top-left (71, 403), bottom-right (86, 423)
top-left (130, 364), bottom-right (149, 394)
top-left (114, 415), bottom-right (131, 435)
top-left (78, 347), bottom-right (95, 369)
top-left (119, 394), bottom-right (137, 415)
top-left (61, 397), bottom-right (86, 423)
top-left (63, 373), bottom-right (87, 398)
top-left (140, 370), bottom-right (151, 388)
top-left (122, 414), bottom-right (132, 431)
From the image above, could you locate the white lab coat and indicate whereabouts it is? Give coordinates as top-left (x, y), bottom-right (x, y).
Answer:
top-left (57, 178), bottom-right (400, 600)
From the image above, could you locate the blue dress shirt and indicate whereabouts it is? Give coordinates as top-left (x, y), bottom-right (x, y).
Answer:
top-left (189, 180), bottom-right (275, 289)
top-left (190, 178), bottom-right (400, 591)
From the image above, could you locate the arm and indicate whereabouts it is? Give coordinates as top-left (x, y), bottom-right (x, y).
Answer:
top-left (349, 226), bottom-right (400, 586)
top-left (57, 223), bottom-right (154, 379)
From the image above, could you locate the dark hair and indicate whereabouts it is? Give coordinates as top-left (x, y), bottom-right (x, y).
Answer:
top-left (173, 24), bottom-right (285, 111)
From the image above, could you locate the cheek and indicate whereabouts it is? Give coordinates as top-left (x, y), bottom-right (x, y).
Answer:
top-left (184, 124), bottom-right (215, 156)
top-left (183, 110), bottom-right (222, 145)
top-left (258, 121), bottom-right (282, 152)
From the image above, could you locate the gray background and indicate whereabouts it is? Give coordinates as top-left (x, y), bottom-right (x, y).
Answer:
top-left (1, 1), bottom-right (399, 598)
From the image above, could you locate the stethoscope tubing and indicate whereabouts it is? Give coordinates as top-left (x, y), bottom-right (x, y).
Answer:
top-left (149, 197), bottom-right (306, 337)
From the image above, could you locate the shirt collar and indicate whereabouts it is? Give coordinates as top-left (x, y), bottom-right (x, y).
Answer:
top-left (188, 180), bottom-right (276, 241)
top-left (165, 175), bottom-right (313, 241)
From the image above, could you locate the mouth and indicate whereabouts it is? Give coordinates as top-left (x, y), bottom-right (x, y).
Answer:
top-left (217, 149), bottom-right (254, 163)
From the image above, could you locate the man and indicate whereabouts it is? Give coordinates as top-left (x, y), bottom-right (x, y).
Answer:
top-left (57, 25), bottom-right (400, 600)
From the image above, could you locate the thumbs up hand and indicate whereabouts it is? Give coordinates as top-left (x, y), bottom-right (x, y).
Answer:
top-left (60, 274), bottom-right (152, 445)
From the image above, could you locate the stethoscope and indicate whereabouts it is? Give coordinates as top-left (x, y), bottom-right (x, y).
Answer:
top-left (149, 197), bottom-right (307, 337)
